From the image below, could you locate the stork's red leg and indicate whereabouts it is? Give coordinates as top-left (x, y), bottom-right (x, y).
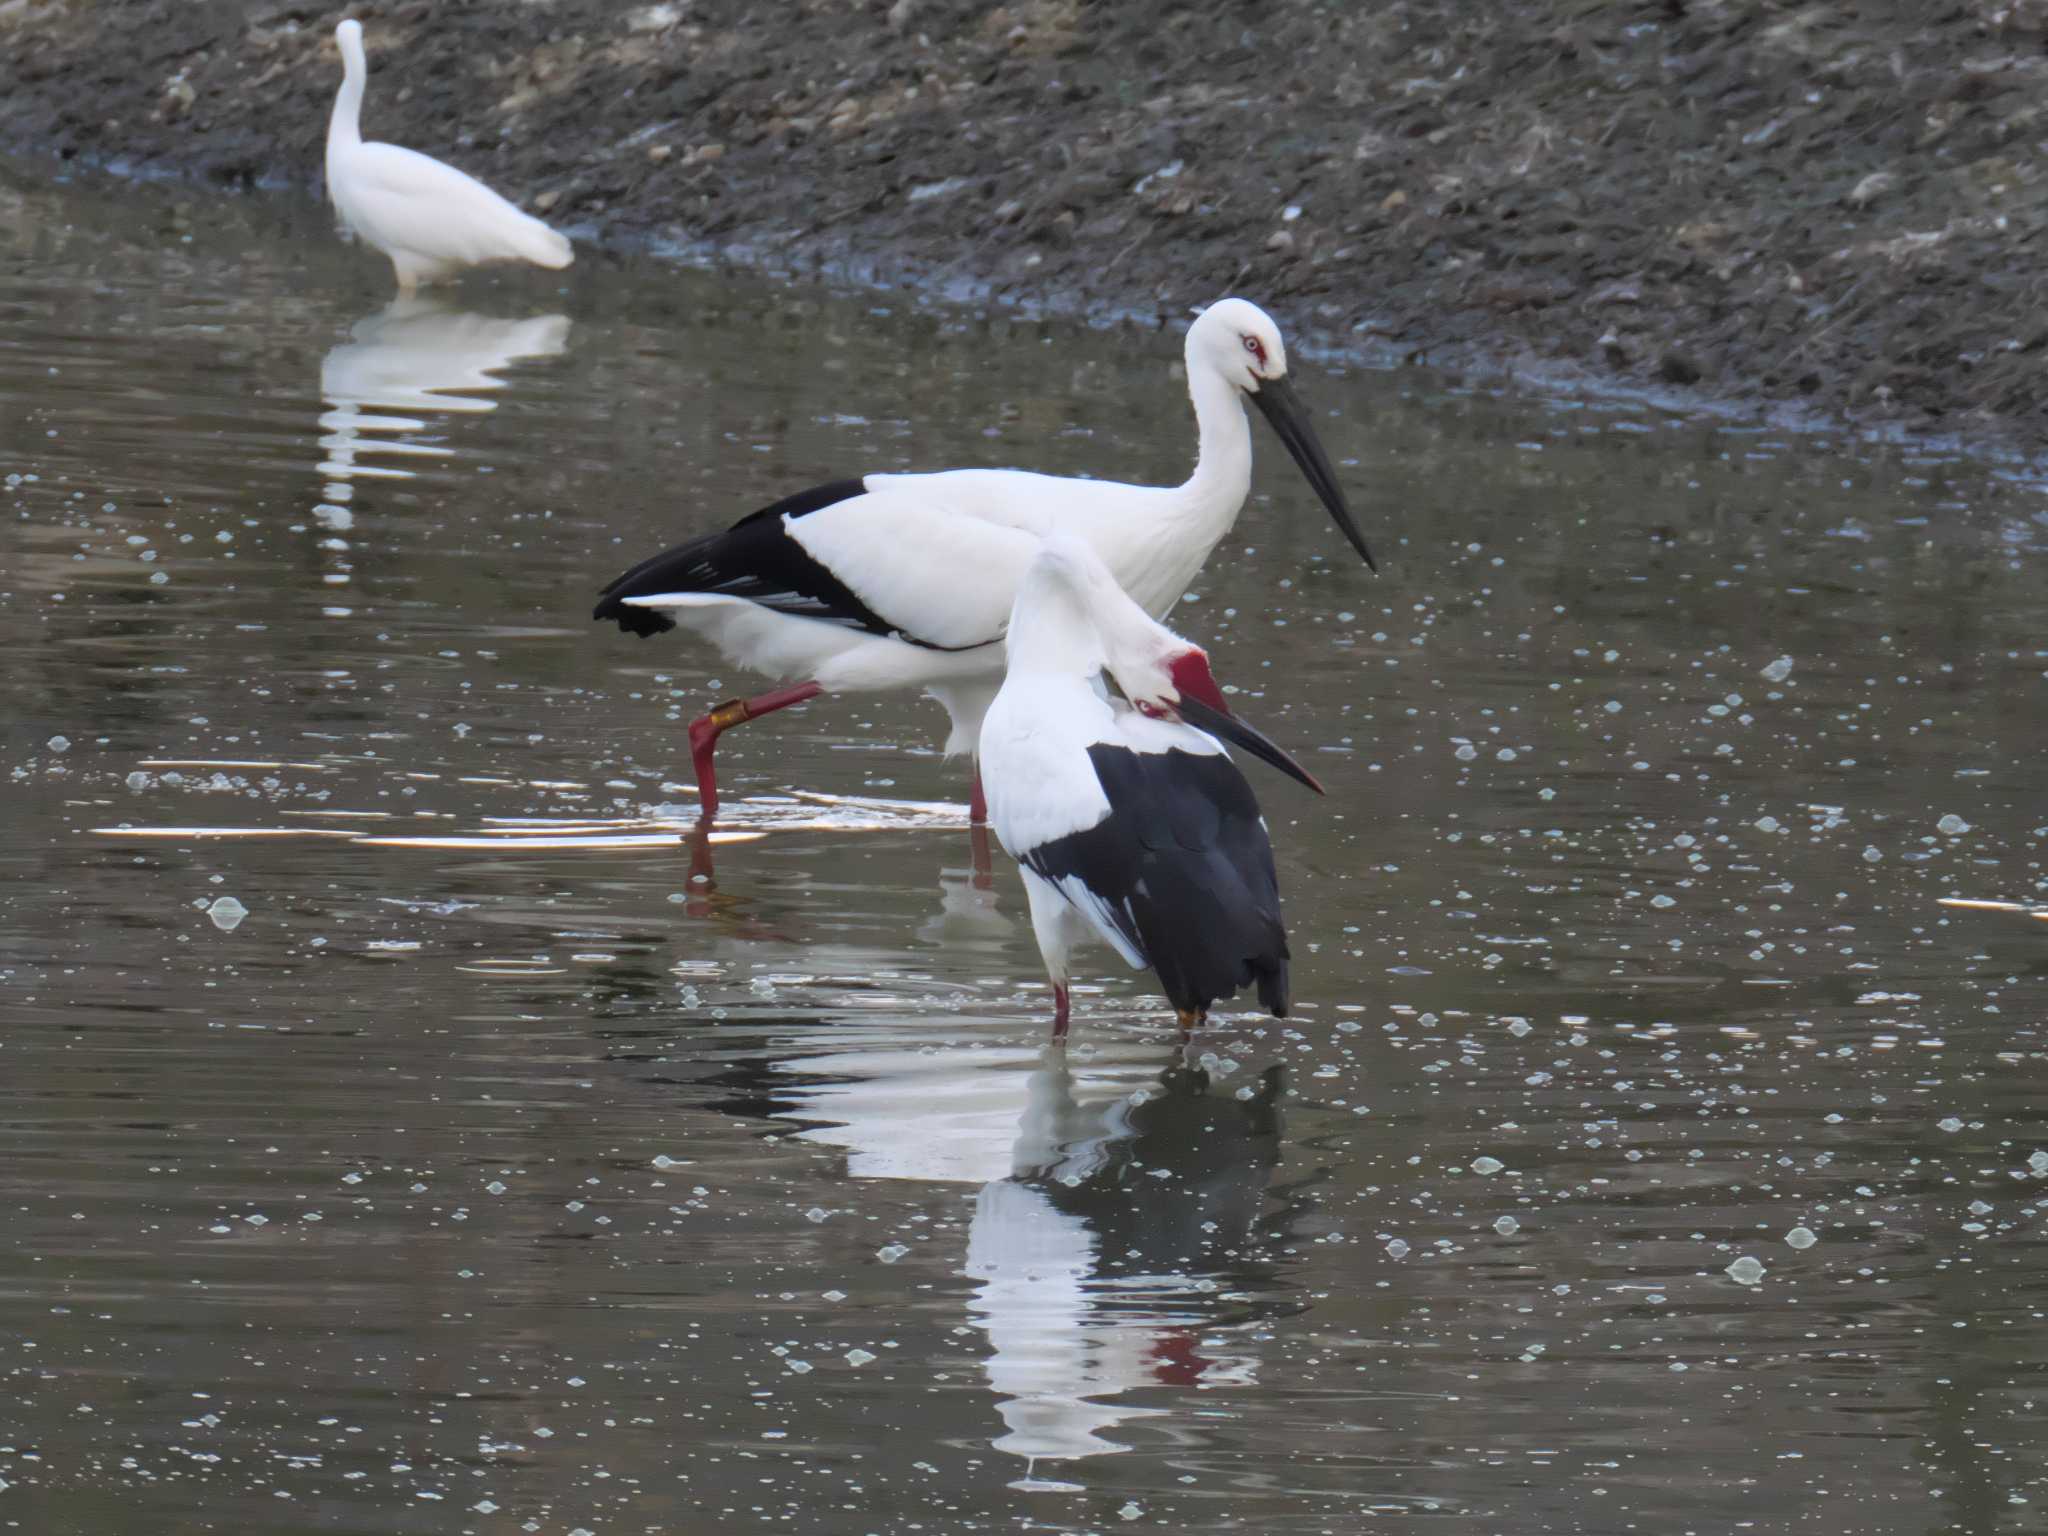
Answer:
top-left (1148, 1329), bottom-right (1210, 1387)
top-left (1051, 983), bottom-right (1071, 1042)
top-left (968, 765), bottom-right (988, 826)
top-left (686, 824), bottom-right (717, 891)
top-left (969, 822), bottom-right (995, 892)
top-left (1175, 1007), bottom-right (1203, 1048)
top-left (686, 681), bottom-right (824, 822)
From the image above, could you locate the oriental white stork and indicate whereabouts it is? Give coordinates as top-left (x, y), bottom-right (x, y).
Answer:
top-left (326, 20), bottom-right (573, 294)
top-left (980, 537), bottom-right (1319, 1040)
top-left (592, 297), bottom-right (1371, 822)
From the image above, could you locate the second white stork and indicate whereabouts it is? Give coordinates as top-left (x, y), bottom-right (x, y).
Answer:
top-left (980, 537), bottom-right (1319, 1040)
top-left (592, 297), bottom-right (1372, 822)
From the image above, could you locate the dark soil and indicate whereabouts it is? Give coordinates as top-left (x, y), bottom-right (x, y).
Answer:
top-left (9, 0), bottom-right (2048, 448)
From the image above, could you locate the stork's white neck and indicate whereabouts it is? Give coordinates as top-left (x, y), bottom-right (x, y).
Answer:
top-left (329, 34), bottom-right (366, 156)
top-left (1172, 349), bottom-right (1254, 541)
top-left (1006, 566), bottom-right (1108, 681)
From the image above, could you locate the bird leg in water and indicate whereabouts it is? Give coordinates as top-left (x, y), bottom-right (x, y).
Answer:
top-left (684, 823), bottom-right (718, 895)
top-left (686, 680), bottom-right (824, 822)
top-left (1147, 1328), bottom-right (1211, 1387)
top-left (969, 822), bottom-right (995, 891)
top-left (1051, 983), bottom-right (1070, 1042)
top-left (968, 765), bottom-right (988, 827)
top-left (1175, 1007), bottom-right (1205, 1048)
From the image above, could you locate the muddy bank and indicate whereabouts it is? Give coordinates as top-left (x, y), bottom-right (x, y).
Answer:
top-left (7, 0), bottom-right (2048, 447)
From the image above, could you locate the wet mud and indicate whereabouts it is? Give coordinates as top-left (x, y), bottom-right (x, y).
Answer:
top-left (8, 0), bottom-right (2048, 449)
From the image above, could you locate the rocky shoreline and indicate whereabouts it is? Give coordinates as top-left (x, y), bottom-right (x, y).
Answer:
top-left (8, 0), bottom-right (2048, 453)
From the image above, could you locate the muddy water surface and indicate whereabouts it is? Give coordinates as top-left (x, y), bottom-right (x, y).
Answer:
top-left (4, 163), bottom-right (2048, 1534)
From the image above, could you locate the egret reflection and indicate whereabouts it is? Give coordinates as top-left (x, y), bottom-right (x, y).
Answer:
top-left (315, 297), bottom-right (569, 507)
top-left (778, 1043), bottom-right (1292, 1464)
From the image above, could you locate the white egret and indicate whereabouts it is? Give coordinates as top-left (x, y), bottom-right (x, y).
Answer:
top-left (325, 19), bottom-right (573, 293)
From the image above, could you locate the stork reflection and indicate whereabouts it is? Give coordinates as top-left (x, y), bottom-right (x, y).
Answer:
top-left (314, 297), bottom-right (570, 521)
top-left (777, 1041), bottom-right (1293, 1464)
top-left (916, 825), bottom-right (1011, 947)
top-left (673, 816), bottom-right (998, 926)
top-left (966, 1055), bottom-right (1286, 1463)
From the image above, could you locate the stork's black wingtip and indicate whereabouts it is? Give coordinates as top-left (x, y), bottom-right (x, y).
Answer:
top-left (591, 598), bottom-right (676, 638)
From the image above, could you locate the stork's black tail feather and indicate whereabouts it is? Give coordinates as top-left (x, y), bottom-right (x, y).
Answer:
top-left (1023, 743), bottom-right (1294, 1023)
top-left (1255, 955), bottom-right (1290, 1018)
top-left (592, 531), bottom-right (717, 636)
top-left (592, 477), bottom-right (876, 640)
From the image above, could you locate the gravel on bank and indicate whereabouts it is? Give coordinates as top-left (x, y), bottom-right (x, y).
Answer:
top-left (8, 0), bottom-right (2048, 450)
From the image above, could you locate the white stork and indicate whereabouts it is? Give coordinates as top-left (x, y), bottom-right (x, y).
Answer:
top-left (980, 537), bottom-right (1318, 1040)
top-left (592, 297), bottom-right (1371, 822)
top-left (326, 20), bottom-right (573, 294)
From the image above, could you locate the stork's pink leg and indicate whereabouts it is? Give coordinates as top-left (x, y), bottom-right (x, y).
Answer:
top-left (968, 765), bottom-right (988, 826)
top-left (686, 681), bottom-right (824, 822)
top-left (1051, 983), bottom-right (1071, 1042)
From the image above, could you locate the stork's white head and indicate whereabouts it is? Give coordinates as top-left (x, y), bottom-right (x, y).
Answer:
top-left (1099, 610), bottom-right (1228, 727)
top-left (1024, 536), bottom-right (1323, 793)
top-left (1186, 297), bottom-right (1290, 394)
top-left (1029, 534), bottom-right (1232, 718)
top-left (1182, 298), bottom-right (1376, 572)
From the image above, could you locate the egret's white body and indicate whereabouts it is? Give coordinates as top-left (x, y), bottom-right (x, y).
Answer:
top-left (595, 299), bottom-right (1371, 819)
top-left (326, 20), bottom-right (572, 293)
top-left (980, 538), bottom-right (1313, 1037)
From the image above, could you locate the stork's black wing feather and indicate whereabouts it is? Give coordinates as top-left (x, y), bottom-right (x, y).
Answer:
top-left (592, 478), bottom-right (885, 639)
top-left (1021, 745), bottom-right (1290, 1017)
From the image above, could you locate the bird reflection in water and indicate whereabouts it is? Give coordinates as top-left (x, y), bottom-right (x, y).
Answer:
top-left (916, 824), bottom-right (1011, 948)
top-left (776, 1043), bottom-right (1293, 1470)
top-left (966, 1055), bottom-right (1288, 1470)
top-left (314, 297), bottom-right (570, 535)
top-left (675, 808), bottom-right (994, 903)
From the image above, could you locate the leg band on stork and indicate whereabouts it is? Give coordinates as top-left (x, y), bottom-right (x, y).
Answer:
top-left (686, 681), bottom-right (824, 821)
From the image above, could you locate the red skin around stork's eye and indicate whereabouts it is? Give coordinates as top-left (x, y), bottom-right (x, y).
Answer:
top-left (1166, 651), bottom-right (1229, 714)
top-left (1242, 335), bottom-right (1267, 367)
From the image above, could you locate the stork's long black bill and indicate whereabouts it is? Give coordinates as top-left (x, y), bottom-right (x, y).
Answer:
top-left (1177, 696), bottom-right (1325, 796)
top-left (1250, 374), bottom-right (1376, 572)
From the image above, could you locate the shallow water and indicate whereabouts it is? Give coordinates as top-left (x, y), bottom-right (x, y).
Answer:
top-left (4, 160), bottom-right (2048, 1535)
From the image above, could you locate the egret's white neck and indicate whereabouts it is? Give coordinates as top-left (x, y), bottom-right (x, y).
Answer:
top-left (1173, 352), bottom-right (1253, 535)
top-left (329, 36), bottom-right (366, 154)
